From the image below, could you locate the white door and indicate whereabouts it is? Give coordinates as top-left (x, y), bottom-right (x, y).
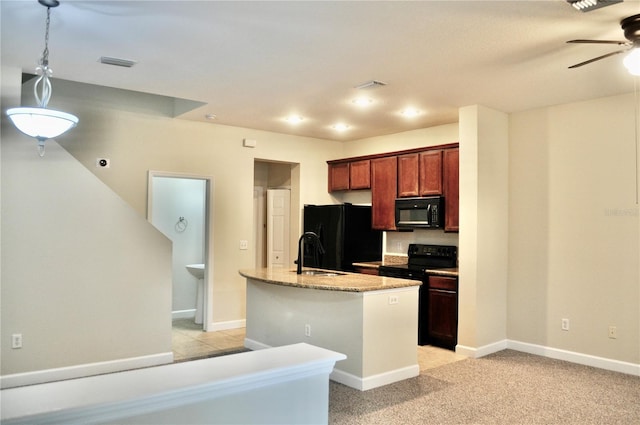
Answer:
top-left (267, 189), bottom-right (290, 269)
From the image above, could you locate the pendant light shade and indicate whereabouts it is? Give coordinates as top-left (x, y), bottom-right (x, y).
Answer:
top-left (7, 107), bottom-right (78, 140)
top-left (6, 1), bottom-right (78, 157)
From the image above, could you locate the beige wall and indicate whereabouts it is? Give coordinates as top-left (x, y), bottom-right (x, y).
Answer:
top-left (458, 105), bottom-right (509, 351)
top-left (1, 69), bottom-right (173, 378)
top-left (44, 79), bottom-right (342, 326)
top-left (509, 93), bottom-right (639, 363)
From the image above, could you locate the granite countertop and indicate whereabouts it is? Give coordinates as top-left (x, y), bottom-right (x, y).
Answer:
top-left (353, 257), bottom-right (459, 278)
top-left (239, 268), bottom-right (421, 292)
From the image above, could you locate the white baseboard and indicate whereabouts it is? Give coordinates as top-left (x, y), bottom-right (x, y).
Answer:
top-left (0, 352), bottom-right (174, 390)
top-left (244, 338), bottom-right (271, 351)
top-left (456, 339), bottom-right (508, 358)
top-left (456, 338), bottom-right (639, 377)
top-left (208, 319), bottom-right (246, 332)
top-left (508, 340), bottom-right (640, 377)
top-left (244, 338), bottom-right (419, 391)
top-left (330, 364), bottom-right (420, 391)
top-left (172, 309), bottom-right (196, 320)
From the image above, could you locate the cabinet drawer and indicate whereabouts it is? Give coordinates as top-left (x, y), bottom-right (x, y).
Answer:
top-left (429, 276), bottom-right (457, 291)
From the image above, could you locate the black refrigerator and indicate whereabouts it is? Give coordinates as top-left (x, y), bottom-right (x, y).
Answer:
top-left (303, 204), bottom-right (382, 272)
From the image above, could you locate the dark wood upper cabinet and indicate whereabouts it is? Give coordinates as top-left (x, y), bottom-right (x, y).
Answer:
top-left (371, 156), bottom-right (397, 231)
top-left (328, 160), bottom-right (370, 192)
top-left (349, 159), bottom-right (371, 190)
top-left (327, 142), bottom-right (458, 232)
top-left (328, 162), bottom-right (350, 192)
top-left (443, 148), bottom-right (459, 232)
top-left (419, 150), bottom-right (443, 196)
top-left (397, 153), bottom-right (419, 197)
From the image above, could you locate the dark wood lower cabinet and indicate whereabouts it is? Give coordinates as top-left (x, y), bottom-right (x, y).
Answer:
top-left (420, 275), bottom-right (458, 350)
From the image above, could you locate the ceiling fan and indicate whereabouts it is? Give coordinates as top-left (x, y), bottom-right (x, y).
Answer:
top-left (568, 14), bottom-right (640, 74)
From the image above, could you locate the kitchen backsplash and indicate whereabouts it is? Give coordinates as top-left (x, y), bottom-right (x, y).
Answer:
top-left (384, 229), bottom-right (458, 256)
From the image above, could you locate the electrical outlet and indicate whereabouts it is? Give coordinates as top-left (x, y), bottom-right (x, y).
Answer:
top-left (304, 324), bottom-right (311, 337)
top-left (561, 318), bottom-right (570, 331)
top-left (608, 326), bottom-right (617, 339)
top-left (12, 333), bottom-right (22, 349)
top-left (389, 295), bottom-right (399, 305)
top-left (239, 240), bottom-right (248, 250)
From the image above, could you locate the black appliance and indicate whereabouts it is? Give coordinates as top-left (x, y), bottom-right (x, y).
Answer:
top-left (378, 243), bottom-right (457, 347)
top-left (395, 196), bottom-right (444, 229)
top-left (303, 204), bottom-right (382, 272)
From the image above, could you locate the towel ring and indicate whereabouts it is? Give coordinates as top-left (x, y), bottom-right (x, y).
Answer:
top-left (175, 216), bottom-right (188, 233)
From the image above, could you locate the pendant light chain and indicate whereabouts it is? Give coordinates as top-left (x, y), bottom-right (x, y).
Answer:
top-left (34, 7), bottom-right (53, 109)
top-left (41, 7), bottom-right (51, 67)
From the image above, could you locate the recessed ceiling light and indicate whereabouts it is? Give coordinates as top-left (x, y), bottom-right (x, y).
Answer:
top-left (332, 123), bottom-right (350, 132)
top-left (400, 108), bottom-right (421, 118)
top-left (352, 97), bottom-right (374, 107)
top-left (205, 114), bottom-right (217, 120)
top-left (285, 115), bottom-right (304, 124)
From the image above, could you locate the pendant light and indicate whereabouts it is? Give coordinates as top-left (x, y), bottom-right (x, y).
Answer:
top-left (6, 0), bottom-right (78, 157)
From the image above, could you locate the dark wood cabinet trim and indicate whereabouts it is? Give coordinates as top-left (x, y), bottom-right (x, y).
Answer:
top-left (327, 142), bottom-right (459, 166)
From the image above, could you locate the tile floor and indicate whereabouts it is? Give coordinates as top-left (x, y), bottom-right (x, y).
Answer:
top-left (172, 318), bottom-right (467, 370)
top-left (172, 318), bottom-right (247, 362)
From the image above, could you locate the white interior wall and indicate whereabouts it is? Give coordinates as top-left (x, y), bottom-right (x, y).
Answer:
top-left (509, 93), bottom-right (640, 364)
top-left (1, 72), bottom-right (173, 377)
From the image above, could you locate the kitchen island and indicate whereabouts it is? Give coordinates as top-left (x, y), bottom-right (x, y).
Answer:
top-left (239, 268), bottom-right (421, 391)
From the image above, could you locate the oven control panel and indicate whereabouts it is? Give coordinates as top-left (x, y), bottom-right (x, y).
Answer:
top-left (408, 244), bottom-right (457, 268)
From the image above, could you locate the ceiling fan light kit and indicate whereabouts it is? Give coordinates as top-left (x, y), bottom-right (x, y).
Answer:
top-left (566, 0), bottom-right (622, 12)
top-left (6, 0), bottom-right (78, 157)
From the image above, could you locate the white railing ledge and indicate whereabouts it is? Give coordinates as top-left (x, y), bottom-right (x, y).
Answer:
top-left (1, 343), bottom-right (346, 425)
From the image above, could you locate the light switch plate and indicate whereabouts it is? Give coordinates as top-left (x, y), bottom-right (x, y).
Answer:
top-left (239, 240), bottom-right (248, 250)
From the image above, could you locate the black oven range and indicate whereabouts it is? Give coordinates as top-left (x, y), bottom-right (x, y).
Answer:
top-left (378, 244), bottom-right (457, 347)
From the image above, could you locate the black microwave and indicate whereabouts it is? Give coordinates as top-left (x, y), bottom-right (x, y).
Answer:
top-left (395, 197), bottom-right (444, 229)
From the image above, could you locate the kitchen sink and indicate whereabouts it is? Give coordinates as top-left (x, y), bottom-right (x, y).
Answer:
top-left (295, 270), bottom-right (345, 277)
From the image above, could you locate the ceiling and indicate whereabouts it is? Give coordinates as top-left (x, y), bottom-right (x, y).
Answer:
top-left (3, 0), bottom-right (640, 141)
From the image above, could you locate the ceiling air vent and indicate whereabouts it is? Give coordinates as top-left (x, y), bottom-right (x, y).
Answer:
top-left (566, 0), bottom-right (622, 12)
top-left (99, 56), bottom-right (137, 68)
top-left (354, 80), bottom-right (388, 90)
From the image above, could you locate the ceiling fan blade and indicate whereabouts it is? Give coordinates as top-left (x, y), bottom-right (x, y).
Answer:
top-left (568, 49), bottom-right (630, 68)
top-left (567, 39), bottom-right (630, 45)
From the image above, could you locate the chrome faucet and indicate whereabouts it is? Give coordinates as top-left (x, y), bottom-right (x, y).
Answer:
top-left (296, 231), bottom-right (325, 274)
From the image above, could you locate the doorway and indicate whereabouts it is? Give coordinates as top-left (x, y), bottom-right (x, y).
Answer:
top-left (253, 160), bottom-right (299, 269)
top-left (147, 171), bottom-right (214, 331)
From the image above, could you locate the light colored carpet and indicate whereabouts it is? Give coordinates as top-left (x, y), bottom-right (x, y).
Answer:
top-left (329, 349), bottom-right (640, 424)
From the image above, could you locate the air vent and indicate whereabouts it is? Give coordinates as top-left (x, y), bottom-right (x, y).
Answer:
top-left (354, 80), bottom-right (388, 90)
top-left (566, 0), bottom-right (622, 12)
top-left (99, 56), bottom-right (137, 68)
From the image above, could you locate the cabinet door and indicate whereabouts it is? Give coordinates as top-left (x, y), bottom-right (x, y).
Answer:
top-left (371, 156), bottom-right (397, 230)
top-left (427, 276), bottom-right (458, 349)
top-left (328, 163), bottom-right (349, 192)
top-left (397, 153), bottom-right (419, 197)
top-left (419, 150), bottom-right (443, 196)
top-left (349, 160), bottom-right (371, 190)
top-left (443, 148), bottom-right (459, 232)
